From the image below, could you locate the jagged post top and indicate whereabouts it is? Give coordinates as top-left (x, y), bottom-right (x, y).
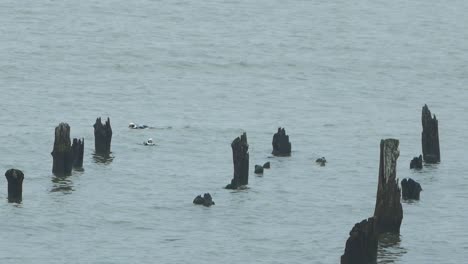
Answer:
top-left (232, 132), bottom-right (248, 149)
top-left (54, 122), bottom-right (71, 150)
top-left (422, 104), bottom-right (437, 124)
top-left (5, 169), bottom-right (24, 180)
top-left (94, 117), bottom-right (112, 131)
top-left (73, 138), bottom-right (84, 145)
top-left (276, 127), bottom-right (287, 135)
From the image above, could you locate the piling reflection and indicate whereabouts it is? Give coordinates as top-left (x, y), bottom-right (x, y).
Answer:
top-left (377, 233), bottom-right (407, 263)
top-left (92, 152), bottom-right (114, 164)
top-left (51, 176), bottom-right (74, 194)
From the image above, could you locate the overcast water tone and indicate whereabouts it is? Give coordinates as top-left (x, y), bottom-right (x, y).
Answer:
top-left (1, 0), bottom-right (468, 263)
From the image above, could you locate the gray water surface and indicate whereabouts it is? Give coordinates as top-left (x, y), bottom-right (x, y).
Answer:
top-left (1, 0), bottom-right (468, 263)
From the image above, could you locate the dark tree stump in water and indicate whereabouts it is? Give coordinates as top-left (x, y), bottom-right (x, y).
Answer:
top-left (5, 169), bottom-right (24, 203)
top-left (226, 132), bottom-right (249, 189)
top-left (373, 139), bottom-right (403, 234)
top-left (421, 104), bottom-right (440, 163)
top-left (263, 162), bottom-right (270, 169)
top-left (193, 193), bottom-right (215, 207)
top-left (51, 123), bottom-right (74, 176)
top-left (340, 217), bottom-right (378, 264)
top-left (410, 155), bottom-right (423, 169)
top-left (401, 178), bottom-right (422, 200)
top-left (254, 165), bottom-right (264, 174)
top-left (94, 117), bottom-right (112, 155)
top-left (272, 127), bottom-right (291, 156)
top-left (72, 138), bottom-right (84, 169)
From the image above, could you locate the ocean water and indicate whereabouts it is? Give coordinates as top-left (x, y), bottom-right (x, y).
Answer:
top-left (1, 0), bottom-right (468, 263)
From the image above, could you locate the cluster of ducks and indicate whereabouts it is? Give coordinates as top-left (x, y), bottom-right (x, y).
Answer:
top-left (128, 122), bottom-right (149, 129)
top-left (128, 122), bottom-right (155, 146)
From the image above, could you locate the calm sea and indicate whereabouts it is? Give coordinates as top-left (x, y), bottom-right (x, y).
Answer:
top-left (1, 0), bottom-right (468, 263)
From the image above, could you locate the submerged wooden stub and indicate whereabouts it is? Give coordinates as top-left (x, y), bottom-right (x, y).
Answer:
top-left (226, 132), bottom-right (249, 189)
top-left (373, 139), bottom-right (403, 234)
top-left (72, 138), bottom-right (84, 168)
top-left (254, 165), bottom-right (264, 174)
top-left (94, 117), bottom-right (112, 155)
top-left (5, 169), bottom-right (24, 203)
top-left (272, 127), bottom-right (291, 156)
top-left (410, 155), bottom-right (423, 169)
top-left (340, 217), bottom-right (378, 264)
top-left (421, 104), bottom-right (440, 163)
top-left (51, 123), bottom-right (73, 176)
top-left (193, 193), bottom-right (215, 207)
top-left (401, 178), bottom-right (422, 200)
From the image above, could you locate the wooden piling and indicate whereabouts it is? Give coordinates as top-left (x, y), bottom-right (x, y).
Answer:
top-left (94, 117), bottom-right (112, 155)
top-left (410, 155), bottom-right (423, 169)
top-left (421, 104), bottom-right (440, 163)
top-left (5, 169), bottom-right (24, 203)
top-left (272, 127), bottom-right (291, 156)
top-left (340, 217), bottom-right (378, 264)
top-left (51, 123), bottom-right (73, 176)
top-left (401, 178), bottom-right (422, 200)
top-left (226, 132), bottom-right (249, 189)
top-left (373, 139), bottom-right (403, 234)
top-left (72, 138), bottom-right (84, 168)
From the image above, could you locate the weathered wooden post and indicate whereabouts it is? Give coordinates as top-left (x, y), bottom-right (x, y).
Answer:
top-left (410, 155), bottom-right (423, 169)
top-left (5, 169), bottom-right (24, 203)
top-left (72, 138), bottom-right (84, 169)
top-left (254, 165), bottom-right (264, 174)
top-left (94, 117), bottom-right (112, 155)
top-left (226, 132), bottom-right (249, 189)
top-left (193, 193), bottom-right (215, 207)
top-left (373, 139), bottom-right (403, 234)
top-left (51, 123), bottom-right (74, 176)
top-left (272, 127), bottom-right (291, 156)
top-left (421, 104), bottom-right (440, 163)
top-left (401, 178), bottom-right (422, 200)
top-left (340, 217), bottom-right (378, 264)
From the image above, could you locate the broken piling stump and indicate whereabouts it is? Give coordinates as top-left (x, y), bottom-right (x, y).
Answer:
top-left (263, 162), bottom-right (270, 169)
top-left (272, 127), bottom-right (291, 156)
top-left (72, 138), bottom-right (84, 169)
top-left (373, 139), bottom-right (403, 234)
top-left (5, 169), bottom-right (24, 203)
top-left (401, 178), bottom-right (422, 200)
top-left (340, 217), bottom-right (378, 264)
top-left (94, 117), bottom-right (112, 155)
top-left (193, 193), bottom-right (215, 207)
top-left (226, 132), bottom-right (249, 189)
top-left (421, 104), bottom-right (440, 163)
top-left (254, 165), bottom-right (264, 174)
top-left (51, 123), bottom-right (74, 176)
top-left (410, 155), bottom-right (423, 169)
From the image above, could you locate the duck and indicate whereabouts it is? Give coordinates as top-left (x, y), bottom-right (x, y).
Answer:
top-left (316, 157), bottom-right (326, 166)
top-left (144, 138), bottom-right (155, 146)
top-left (129, 122), bottom-right (149, 129)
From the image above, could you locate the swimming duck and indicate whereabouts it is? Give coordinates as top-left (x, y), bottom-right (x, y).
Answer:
top-left (144, 138), bottom-right (155, 146)
top-left (316, 157), bottom-right (326, 166)
top-left (129, 122), bottom-right (149, 129)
